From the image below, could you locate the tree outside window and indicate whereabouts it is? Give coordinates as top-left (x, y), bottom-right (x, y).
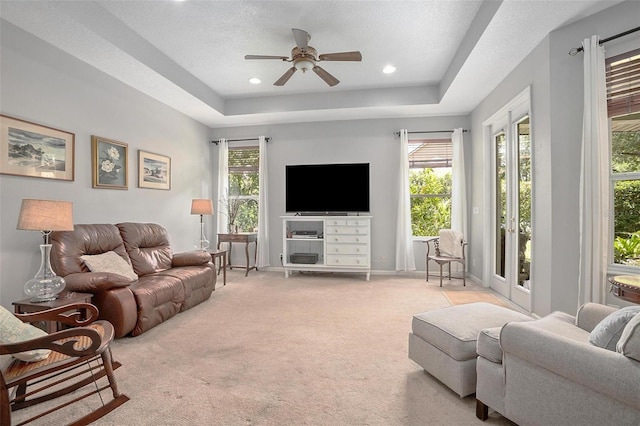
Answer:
top-left (611, 113), bottom-right (640, 267)
top-left (226, 147), bottom-right (259, 233)
top-left (408, 139), bottom-right (452, 236)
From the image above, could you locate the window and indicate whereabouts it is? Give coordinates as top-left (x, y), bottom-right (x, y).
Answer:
top-left (608, 49), bottom-right (640, 268)
top-left (227, 147), bottom-right (259, 232)
top-left (408, 139), bottom-right (452, 236)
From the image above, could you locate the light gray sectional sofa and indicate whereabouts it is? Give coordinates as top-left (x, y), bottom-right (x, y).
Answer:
top-left (476, 303), bottom-right (640, 425)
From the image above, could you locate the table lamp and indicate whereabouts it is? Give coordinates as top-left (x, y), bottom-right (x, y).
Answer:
top-left (17, 199), bottom-right (74, 301)
top-left (191, 198), bottom-right (213, 251)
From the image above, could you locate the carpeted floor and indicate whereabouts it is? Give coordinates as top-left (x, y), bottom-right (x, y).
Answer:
top-left (13, 271), bottom-right (516, 425)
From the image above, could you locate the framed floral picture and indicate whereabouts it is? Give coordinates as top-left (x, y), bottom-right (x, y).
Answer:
top-left (0, 114), bottom-right (75, 181)
top-left (138, 150), bottom-right (171, 190)
top-left (91, 135), bottom-right (128, 189)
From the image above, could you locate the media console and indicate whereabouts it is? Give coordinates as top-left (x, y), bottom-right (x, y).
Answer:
top-left (282, 215), bottom-right (371, 281)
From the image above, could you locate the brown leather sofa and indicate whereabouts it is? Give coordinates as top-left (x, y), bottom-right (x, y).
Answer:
top-left (50, 222), bottom-right (216, 338)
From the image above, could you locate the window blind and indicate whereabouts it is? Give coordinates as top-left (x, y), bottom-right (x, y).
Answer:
top-left (606, 48), bottom-right (640, 117)
top-left (408, 139), bottom-right (452, 168)
top-left (228, 147), bottom-right (259, 173)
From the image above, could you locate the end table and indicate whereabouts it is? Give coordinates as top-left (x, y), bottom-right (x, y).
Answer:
top-left (13, 291), bottom-right (93, 333)
top-left (209, 249), bottom-right (227, 286)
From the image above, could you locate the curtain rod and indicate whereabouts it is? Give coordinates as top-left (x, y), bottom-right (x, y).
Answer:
top-left (569, 26), bottom-right (640, 55)
top-left (393, 129), bottom-right (468, 136)
top-left (210, 137), bottom-right (271, 145)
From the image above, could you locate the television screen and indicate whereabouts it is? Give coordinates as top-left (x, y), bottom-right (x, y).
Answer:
top-left (286, 163), bottom-right (370, 213)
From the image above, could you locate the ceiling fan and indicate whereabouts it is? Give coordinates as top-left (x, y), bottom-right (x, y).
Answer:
top-left (244, 28), bottom-right (362, 87)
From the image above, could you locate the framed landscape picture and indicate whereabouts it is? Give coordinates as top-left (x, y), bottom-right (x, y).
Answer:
top-left (138, 150), bottom-right (171, 190)
top-left (0, 114), bottom-right (75, 181)
top-left (91, 135), bottom-right (128, 189)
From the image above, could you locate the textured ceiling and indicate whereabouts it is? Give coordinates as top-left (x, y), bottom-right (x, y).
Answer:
top-left (0, 0), bottom-right (622, 128)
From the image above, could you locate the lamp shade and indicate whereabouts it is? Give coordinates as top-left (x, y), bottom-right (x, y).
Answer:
top-left (191, 199), bottom-right (213, 216)
top-left (17, 199), bottom-right (74, 231)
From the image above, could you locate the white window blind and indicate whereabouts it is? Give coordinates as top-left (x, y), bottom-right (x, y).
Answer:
top-left (408, 139), bottom-right (452, 169)
top-left (606, 48), bottom-right (640, 117)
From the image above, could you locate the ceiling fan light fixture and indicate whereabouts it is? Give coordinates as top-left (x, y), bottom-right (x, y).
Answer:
top-left (249, 77), bottom-right (261, 84)
top-left (294, 58), bottom-right (315, 73)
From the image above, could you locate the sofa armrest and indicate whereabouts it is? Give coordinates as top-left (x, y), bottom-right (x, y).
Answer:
top-left (63, 272), bottom-right (133, 293)
top-left (172, 251), bottom-right (211, 267)
top-left (501, 320), bottom-right (640, 410)
top-left (576, 302), bottom-right (619, 332)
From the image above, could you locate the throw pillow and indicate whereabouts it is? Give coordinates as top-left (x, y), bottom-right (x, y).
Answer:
top-left (80, 251), bottom-right (138, 282)
top-left (589, 306), bottom-right (640, 351)
top-left (617, 312), bottom-right (640, 362)
top-left (0, 306), bottom-right (51, 362)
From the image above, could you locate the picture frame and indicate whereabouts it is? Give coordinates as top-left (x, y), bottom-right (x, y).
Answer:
top-left (138, 150), bottom-right (171, 190)
top-left (0, 114), bottom-right (75, 181)
top-left (91, 135), bottom-right (128, 189)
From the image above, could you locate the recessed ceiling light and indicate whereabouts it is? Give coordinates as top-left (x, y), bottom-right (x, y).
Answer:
top-left (249, 78), bottom-right (261, 84)
top-left (383, 65), bottom-right (396, 74)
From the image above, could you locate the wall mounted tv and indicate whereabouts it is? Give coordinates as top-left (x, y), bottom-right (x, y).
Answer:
top-left (285, 163), bottom-right (370, 214)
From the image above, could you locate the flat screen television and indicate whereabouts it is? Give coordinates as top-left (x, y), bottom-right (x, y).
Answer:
top-left (285, 163), bottom-right (370, 214)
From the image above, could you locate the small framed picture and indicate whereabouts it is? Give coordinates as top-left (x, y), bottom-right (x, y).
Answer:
top-left (91, 135), bottom-right (128, 189)
top-left (0, 114), bottom-right (75, 181)
top-left (138, 150), bottom-right (171, 190)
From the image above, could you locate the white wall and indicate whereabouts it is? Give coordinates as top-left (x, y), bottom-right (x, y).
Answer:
top-left (211, 116), bottom-right (470, 272)
top-left (469, 0), bottom-right (640, 316)
top-left (0, 22), bottom-right (214, 308)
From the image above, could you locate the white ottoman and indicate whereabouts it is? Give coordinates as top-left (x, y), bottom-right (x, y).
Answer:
top-left (408, 302), bottom-right (531, 397)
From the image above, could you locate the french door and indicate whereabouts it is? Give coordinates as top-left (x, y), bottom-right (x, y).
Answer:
top-left (484, 88), bottom-right (532, 311)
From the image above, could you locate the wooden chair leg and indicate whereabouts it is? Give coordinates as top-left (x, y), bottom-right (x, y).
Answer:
top-left (476, 399), bottom-right (489, 421)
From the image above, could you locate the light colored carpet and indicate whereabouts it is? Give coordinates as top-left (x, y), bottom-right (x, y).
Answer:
top-left (442, 291), bottom-right (511, 309)
top-left (12, 271), bottom-right (514, 425)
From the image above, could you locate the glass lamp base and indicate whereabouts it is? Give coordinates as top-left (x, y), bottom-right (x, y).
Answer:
top-left (24, 244), bottom-right (66, 302)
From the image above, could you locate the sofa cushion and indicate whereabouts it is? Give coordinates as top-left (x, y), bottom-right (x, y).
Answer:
top-left (80, 251), bottom-right (138, 282)
top-left (589, 306), bottom-right (640, 351)
top-left (0, 306), bottom-right (50, 362)
top-left (477, 326), bottom-right (503, 363)
top-left (617, 312), bottom-right (640, 361)
top-left (117, 223), bottom-right (173, 276)
top-left (51, 224), bottom-right (129, 276)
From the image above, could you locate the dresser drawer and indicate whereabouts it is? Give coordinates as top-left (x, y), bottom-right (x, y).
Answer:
top-left (325, 243), bottom-right (367, 255)
top-left (326, 255), bottom-right (369, 267)
top-left (325, 226), bottom-right (368, 235)
top-left (346, 218), bottom-right (369, 227)
top-left (325, 234), bottom-right (368, 244)
top-left (325, 218), bottom-right (347, 226)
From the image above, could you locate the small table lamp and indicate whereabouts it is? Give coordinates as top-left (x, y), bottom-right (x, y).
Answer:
top-left (17, 199), bottom-right (74, 301)
top-left (191, 199), bottom-right (213, 251)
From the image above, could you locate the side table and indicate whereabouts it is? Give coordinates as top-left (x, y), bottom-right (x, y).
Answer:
top-left (217, 233), bottom-right (258, 277)
top-left (13, 291), bottom-right (93, 333)
top-left (209, 249), bottom-right (227, 286)
top-left (609, 275), bottom-right (640, 304)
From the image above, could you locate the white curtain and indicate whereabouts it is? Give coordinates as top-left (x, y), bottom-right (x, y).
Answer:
top-left (578, 36), bottom-right (610, 306)
top-left (216, 138), bottom-right (229, 239)
top-left (257, 136), bottom-right (270, 268)
top-left (396, 129), bottom-right (416, 271)
top-left (451, 128), bottom-right (467, 239)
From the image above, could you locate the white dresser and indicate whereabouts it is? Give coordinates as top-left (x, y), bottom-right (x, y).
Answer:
top-left (282, 215), bottom-right (371, 280)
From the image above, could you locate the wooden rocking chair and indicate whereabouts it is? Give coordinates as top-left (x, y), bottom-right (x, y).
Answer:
top-left (1, 303), bottom-right (129, 425)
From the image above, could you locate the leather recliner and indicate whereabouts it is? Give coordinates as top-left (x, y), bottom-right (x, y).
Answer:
top-left (50, 222), bottom-right (216, 337)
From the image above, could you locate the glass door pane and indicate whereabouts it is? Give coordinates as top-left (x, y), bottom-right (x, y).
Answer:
top-left (517, 117), bottom-right (532, 289)
top-left (495, 132), bottom-right (507, 279)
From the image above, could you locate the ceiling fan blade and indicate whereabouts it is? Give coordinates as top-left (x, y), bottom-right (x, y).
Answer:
top-left (312, 66), bottom-right (339, 87)
top-left (245, 55), bottom-right (289, 60)
top-left (274, 67), bottom-right (297, 86)
top-left (318, 51), bottom-right (363, 62)
top-left (292, 28), bottom-right (310, 51)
